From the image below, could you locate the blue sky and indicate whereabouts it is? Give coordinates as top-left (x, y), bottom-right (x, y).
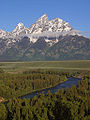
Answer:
top-left (0, 0), bottom-right (90, 36)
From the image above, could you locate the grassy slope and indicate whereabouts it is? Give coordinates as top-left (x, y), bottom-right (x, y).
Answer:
top-left (0, 60), bottom-right (90, 73)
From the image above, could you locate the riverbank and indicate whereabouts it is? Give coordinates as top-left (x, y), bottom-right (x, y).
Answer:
top-left (19, 79), bottom-right (67, 99)
top-left (0, 76), bottom-right (89, 120)
top-left (20, 77), bottom-right (81, 99)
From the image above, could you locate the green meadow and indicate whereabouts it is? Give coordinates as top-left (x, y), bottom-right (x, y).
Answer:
top-left (0, 60), bottom-right (90, 73)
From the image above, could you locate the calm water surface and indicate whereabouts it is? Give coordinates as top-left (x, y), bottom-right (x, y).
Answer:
top-left (21, 77), bottom-right (81, 99)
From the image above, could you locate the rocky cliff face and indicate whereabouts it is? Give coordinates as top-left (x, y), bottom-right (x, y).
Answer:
top-left (0, 14), bottom-right (89, 61)
top-left (0, 14), bottom-right (75, 40)
top-left (29, 14), bottom-right (72, 34)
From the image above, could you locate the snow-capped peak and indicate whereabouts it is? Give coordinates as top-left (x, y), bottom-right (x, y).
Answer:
top-left (0, 29), bottom-right (7, 34)
top-left (0, 29), bottom-right (11, 38)
top-left (29, 14), bottom-right (72, 34)
top-left (39, 14), bottom-right (48, 19)
top-left (17, 22), bottom-right (25, 29)
top-left (50, 18), bottom-right (63, 23)
top-left (41, 13), bottom-right (48, 18)
top-left (0, 14), bottom-right (80, 42)
top-left (12, 22), bottom-right (25, 33)
top-left (36, 14), bottom-right (48, 24)
top-left (0, 29), bottom-right (7, 38)
top-left (12, 22), bottom-right (30, 36)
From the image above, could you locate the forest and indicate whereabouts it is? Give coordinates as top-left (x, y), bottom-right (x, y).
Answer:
top-left (0, 69), bottom-right (89, 120)
top-left (0, 69), bottom-right (69, 99)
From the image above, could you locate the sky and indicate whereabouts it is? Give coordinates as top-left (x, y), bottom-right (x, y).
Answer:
top-left (0, 0), bottom-right (90, 37)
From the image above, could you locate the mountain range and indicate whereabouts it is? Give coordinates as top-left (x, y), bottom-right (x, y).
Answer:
top-left (0, 14), bottom-right (90, 61)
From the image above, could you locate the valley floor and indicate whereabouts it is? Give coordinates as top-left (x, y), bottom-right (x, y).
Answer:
top-left (0, 60), bottom-right (90, 73)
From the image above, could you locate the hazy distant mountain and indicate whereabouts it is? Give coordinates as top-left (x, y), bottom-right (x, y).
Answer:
top-left (0, 14), bottom-right (90, 61)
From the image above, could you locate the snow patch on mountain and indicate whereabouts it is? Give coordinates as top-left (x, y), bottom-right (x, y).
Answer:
top-left (12, 22), bottom-right (30, 36)
top-left (0, 14), bottom-right (81, 46)
top-left (45, 39), bottom-right (59, 46)
top-left (29, 14), bottom-right (73, 34)
top-left (29, 36), bottom-right (37, 43)
top-left (0, 29), bottom-right (12, 39)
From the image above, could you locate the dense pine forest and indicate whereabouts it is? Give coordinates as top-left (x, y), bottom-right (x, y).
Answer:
top-left (0, 69), bottom-right (68, 99)
top-left (0, 69), bottom-right (89, 120)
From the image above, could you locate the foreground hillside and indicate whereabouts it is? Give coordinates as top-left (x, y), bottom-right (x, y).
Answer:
top-left (0, 71), bottom-right (89, 120)
top-left (0, 60), bottom-right (89, 120)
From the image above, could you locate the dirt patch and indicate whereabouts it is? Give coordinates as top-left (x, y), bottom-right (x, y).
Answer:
top-left (0, 97), bottom-right (5, 103)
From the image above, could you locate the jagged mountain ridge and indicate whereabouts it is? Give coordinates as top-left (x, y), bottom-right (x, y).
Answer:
top-left (0, 14), bottom-right (90, 61)
top-left (12, 23), bottom-right (30, 36)
top-left (0, 14), bottom-right (76, 54)
top-left (0, 35), bottom-right (90, 61)
top-left (29, 14), bottom-right (72, 34)
top-left (0, 14), bottom-right (74, 39)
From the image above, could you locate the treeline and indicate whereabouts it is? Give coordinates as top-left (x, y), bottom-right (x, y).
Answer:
top-left (0, 70), bottom-right (69, 99)
top-left (0, 73), bottom-right (89, 120)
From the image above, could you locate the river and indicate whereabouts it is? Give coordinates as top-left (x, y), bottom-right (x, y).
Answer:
top-left (20, 77), bottom-right (81, 99)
